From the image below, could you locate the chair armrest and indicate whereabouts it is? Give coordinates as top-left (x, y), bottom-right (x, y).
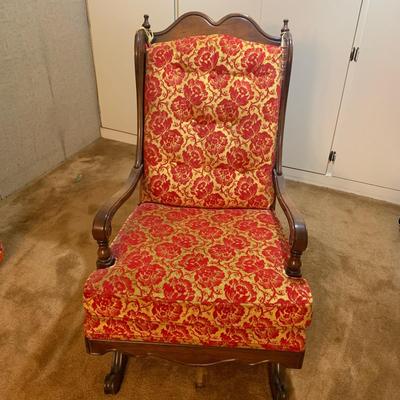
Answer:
top-left (92, 164), bottom-right (143, 268)
top-left (273, 171), bottom-right (308, 277)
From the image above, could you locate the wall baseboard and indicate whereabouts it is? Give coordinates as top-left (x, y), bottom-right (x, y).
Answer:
top-left (283, 167), bottom-right (400, 205)
top-left (100, 127), bottom-right (137, 145)
top-left (99, 128), bottom-right (400, 205)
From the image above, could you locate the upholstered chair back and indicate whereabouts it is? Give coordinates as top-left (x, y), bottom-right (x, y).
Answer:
top-left (141, 34), bottom-right (283, 209)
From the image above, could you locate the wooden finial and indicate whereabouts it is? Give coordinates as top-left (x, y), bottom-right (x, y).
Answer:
top-left (281, 19), bottom-right (289, 33)
top-left (142, 15), bottom-right (150, 29)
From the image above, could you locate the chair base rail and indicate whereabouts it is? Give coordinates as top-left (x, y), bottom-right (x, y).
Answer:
top-left (85, 338), bottom-right (304, 369)
top-left (91, 338), bottom-right (294, 398)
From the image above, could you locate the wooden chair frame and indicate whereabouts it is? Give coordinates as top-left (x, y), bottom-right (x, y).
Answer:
top-left (88, 12), bottom-right (308, 399)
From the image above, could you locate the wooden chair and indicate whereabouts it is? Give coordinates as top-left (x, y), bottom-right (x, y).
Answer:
top-left (83, 12), bottom-right (312, 400)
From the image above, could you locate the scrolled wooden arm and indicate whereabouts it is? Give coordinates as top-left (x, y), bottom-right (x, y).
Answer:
top-left (92, 164), bottom-right (143, 268)
top-left (273, 170), bottom-right (308, 278)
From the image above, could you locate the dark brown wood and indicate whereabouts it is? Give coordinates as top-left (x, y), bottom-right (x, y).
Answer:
top-left (92, 165), bottom-right (143, 268)
top-left (268, 363), bottom-right (288, 400)
top-left (276, 20), bottom-right (293, 176)
top-left (273, 171), bottom-right (307, 277)
top-left (142, 14), bottom-right (150, 30)
top-left (86, 338), bottom-right (304, 369)
top-left (92, 18), bottom-right (147, 268)
top-left (134, 17), bottom-right (148, 169)
top-left (104, 351), bottom-right (128, 394)
top-left (153, 12), bottom-right (281, 45)
top-left (272, 20), bottom-right (307, 278)
top-left (88, 11), bottom-right (308, 397)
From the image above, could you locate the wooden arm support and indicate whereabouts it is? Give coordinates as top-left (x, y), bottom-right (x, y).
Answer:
top-left (273, 171), bottom-right (308, 278)
top-left (92, 165), bottom-right (143, 268)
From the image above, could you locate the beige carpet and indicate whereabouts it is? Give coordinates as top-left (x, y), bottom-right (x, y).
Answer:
top-left (1, 138), bottom-right (399, 400)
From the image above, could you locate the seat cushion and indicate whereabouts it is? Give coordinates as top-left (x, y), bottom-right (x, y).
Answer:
top-left (141, 34), bottom-right (283, 209)
top-left (84, 203), bottom-right (312, 352)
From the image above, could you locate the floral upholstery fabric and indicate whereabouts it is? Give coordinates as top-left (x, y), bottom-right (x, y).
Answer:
top-left (141, 34), bottom-right (283, 209)
top-left (84, 203), bottom-right (312, 352)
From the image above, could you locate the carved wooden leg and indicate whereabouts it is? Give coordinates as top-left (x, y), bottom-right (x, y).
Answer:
top-left (104, 351), bottom-right (128, 394)
top-left (195, 367), bottom-right (208, 389)
top-left (268, 363), bottom-right (287, 400)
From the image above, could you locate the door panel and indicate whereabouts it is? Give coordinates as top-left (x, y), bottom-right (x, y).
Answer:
top-left (87, 1), bottom-right (174, 134)
top-left (259, 1), bottom-right (362, 173)
top-left (332, 0), bottom-right (400, 190)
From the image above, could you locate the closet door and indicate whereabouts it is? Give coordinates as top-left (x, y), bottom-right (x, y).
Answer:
top-left (331, 0), bottom-right (400, 191)
top-left (259, 1), bottom-right (362, 173)
top-left (87, 1), bottom-right (174, 137)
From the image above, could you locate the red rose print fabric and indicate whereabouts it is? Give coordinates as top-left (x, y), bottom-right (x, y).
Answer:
top-left (84, 203), bottom-right (312, 351)
top-left (141, 34), bottom-right (283, 208)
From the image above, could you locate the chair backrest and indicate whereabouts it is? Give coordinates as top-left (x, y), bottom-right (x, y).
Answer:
top-left (134, 12), bottom-right (292, 209)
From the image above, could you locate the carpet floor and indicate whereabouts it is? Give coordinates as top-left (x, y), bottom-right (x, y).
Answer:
top-left (1, 138), bottom-right (399, 400)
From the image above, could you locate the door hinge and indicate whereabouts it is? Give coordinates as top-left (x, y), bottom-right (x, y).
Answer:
top-left (329, 150), bottom-right (337, 163)
top-left (350, 46), bottom-right (360, 62)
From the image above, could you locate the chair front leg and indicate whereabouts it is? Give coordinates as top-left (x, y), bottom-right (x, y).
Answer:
top-left (268, 363), bottom-right (287, 400)
top-left (104, 351), bottom-right (129, 394)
